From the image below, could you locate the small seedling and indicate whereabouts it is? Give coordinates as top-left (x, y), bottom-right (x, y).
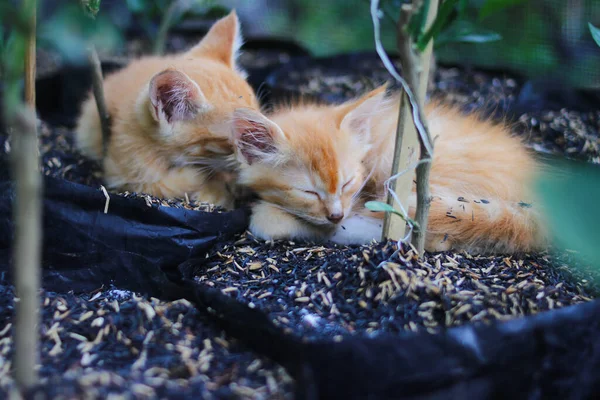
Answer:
top-left (365, 201), bottom-right (420, 231)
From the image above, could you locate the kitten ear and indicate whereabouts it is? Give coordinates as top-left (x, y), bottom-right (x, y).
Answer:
top-left (231, 108), bottom-right (285, 165)
top-left (185, 10), bottom-right (243, 70)
top-left (338, 84), bottom-right (388, 143)
top-left (148, 68), bottom-right (209, 124)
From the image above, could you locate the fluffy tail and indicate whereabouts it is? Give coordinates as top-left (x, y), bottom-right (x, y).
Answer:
top-left (411, 190), bottom-right (546, 254)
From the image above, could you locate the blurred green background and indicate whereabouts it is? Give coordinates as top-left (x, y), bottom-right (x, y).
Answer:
top-left (226, 0), bottom-right (600, 89)
top-left (8, 0), bottom-right (599, 89)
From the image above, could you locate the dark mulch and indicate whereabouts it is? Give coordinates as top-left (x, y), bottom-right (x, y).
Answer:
top-left (197, 235), bottom-right (593, 341)
top-left (0, 285), bottom-right (293, 398)
top-left (433, 67), bottom-right (600, 164)
top-left (1, 47), bottom-right (599, 398)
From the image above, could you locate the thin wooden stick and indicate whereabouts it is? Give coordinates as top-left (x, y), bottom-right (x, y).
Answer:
top-left (381, 2), bottom-right (423, 243)
top-left (24, 2), bottom-right (36, 109)
top-left (87, 45), bottom-right (111, 157)
top-left (394, 0), bottom-right (438, 255)
top-left (10, 107), bottom-right (42, 390)
top-left (382, 1), bottom-right (433, 250)
top-left (154, 0), bottom-right (181, 55)
top-left (9, 0), bottom-right (42, 391)
top-left (381, 92), bottom-right (411, 240)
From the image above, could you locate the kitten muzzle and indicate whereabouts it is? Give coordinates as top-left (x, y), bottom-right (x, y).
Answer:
top-left (327, 212), bottom-right (344, 224)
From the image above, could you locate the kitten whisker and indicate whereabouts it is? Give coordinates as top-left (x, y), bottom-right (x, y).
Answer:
top-left (351, 161), bottom-right (379, 203)
top-left (179, 155), bottom-right (239, 172)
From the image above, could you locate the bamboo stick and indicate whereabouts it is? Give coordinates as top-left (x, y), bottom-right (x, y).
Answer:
top-left (87, 46), bottom-right (111, 157)
top-left (11, 107), bottom-right (42, 390)
top-left (24, 2), bottom-right (36, 109)
top-left (382, 0), bottom-right (439, 255)
top-left (9, 0), bottom-right (42, 390)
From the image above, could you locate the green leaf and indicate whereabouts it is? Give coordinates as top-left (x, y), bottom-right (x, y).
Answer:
top-left (365, 201), bottom-right (398, 213)
top-left (589, 22), bottom-right (600, 48)
top-left (479, 0), bottom-right (526, 21)
top-left (0, 3), bottom-right (32, 35)
top-left (81, 0), bottom-right (102, 19)
top-left (364, 201), bottom-right (421, 231)
top-left (39, 4), bottom-right (122, 64)
top-left (535, 159), bottom-right (600, 269)
top-left (435, 20), bottom-right (502, 47)
top-left (2, 37), bottom-right (26, 114)
top-left (457, 0), bottom-right (469, 18)
top-left (436, 30), bottom-right (502, 46)
top-left (407, 0), bottom-right (431, 40)
top-left (416, 0), bottom-right (460, 51)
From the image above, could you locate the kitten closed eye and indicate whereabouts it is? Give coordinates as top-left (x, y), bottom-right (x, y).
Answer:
top-left (342, 177), bottom-right (354, 191)
top-left (303, 190), bottom-right (320, 198)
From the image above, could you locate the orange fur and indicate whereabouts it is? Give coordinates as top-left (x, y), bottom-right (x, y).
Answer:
top-left (75, 11), bottom-right (258, 207)
top-left (229, 103), bottom-right (371, 240)
top-left (232, 87), bottom-right (547, 254)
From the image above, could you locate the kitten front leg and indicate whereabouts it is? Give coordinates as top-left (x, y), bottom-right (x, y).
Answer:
top-left (249, 201), bottom-right (333, 242)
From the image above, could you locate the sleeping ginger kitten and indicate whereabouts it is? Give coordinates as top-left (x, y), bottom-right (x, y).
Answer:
top-left (229, 86), bottom-right (546, 254)
top-left (76, 11), bottom-right (258, 208)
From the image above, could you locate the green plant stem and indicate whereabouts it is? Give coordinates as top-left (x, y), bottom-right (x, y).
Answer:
top-left (24, 3), bottom-right (36, 109)
top-left (87, 45), bottom-right (111, 157)
top-left (4, 0), bottom-right (43, 391)
top-left (10, 106), bottom-right (42, 390)
top-left (396, 1), bottom-right (437, 255)
top-left (154, 0), bottom-right (182, 55)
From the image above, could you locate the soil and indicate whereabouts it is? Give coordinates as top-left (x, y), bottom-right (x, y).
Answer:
top-left (1, 38), bottom-right (599, 399)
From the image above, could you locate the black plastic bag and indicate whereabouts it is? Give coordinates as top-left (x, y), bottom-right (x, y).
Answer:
top-left (0, 173), bottom-right (249, 296)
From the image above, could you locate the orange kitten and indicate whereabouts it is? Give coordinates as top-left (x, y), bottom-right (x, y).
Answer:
top-left (228, 86), bottom-right (547, 254)
top-left (75, 11), bottom-right (258, 208)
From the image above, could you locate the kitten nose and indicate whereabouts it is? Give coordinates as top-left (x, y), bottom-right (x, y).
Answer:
top-left (327, 212), bottom-right (344, 223)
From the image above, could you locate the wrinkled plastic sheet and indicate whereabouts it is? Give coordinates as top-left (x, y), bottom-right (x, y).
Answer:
top-left (0, 171), bottom-right (249, 296)
top-left (1, 169), bottom-right (600, 399)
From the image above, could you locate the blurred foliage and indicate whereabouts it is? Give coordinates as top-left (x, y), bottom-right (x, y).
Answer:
top-left (38, 4), bottom-right (122, 65)
top-left (80, 0), bottom-right (102, 19)
top-left (434, 20), bottom-right (501, 47)
top-left (535, 160), bottom-right (600, 270)
top-left (0, 1), bottom-right (33, 115)
top-left (410, 0), bottom-right (502, 51)
top-left (261, 0), bottom-right (520, 56)
top-left (150, 0), bottom-right (229, 54)
top-left (533, 25), bottom-right (600, 272)
top-left (435, 0), bottom-right (600, 89)
top-left (0, 25), bottom-right (19, 80)
top-left (125, 0), bottom-right (228, 38)
top-left (478, 0), bottom-right (526, 20)
top-left (256, 0), bottom-right (600, 89)
top-left (590, 22), bottom-right (600, 47)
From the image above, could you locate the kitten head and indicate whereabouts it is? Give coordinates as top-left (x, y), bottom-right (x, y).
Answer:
top-left (231, 86), bottom-right (388, 227)
top-left (137, 10), bottom-right (258, 169)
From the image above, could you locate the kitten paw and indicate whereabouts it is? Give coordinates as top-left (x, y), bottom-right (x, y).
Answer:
top-left (249, 201), bottom-right (331, 242)
top-left (329, 214), bottom-right (383, 246)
